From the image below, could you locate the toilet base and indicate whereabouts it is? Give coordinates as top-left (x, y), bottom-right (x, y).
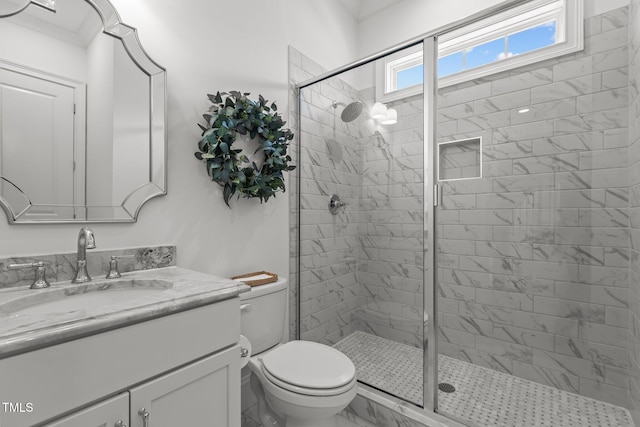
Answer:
top-left (250, 368), bottom-right (354, 427)
top-left (247, 343), bottom-right (357, 427)
top-left (250, 372), bottom-right (284, 426)
top-left (263, 378), bottom-right (354, 427)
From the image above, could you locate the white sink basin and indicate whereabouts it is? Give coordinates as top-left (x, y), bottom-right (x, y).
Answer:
top-left (3, 279), bottom-right (173, 318)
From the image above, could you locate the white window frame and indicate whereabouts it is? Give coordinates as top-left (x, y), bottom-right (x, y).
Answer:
top-left (375, 0), bottom-right (583, 102)
top-left (376, 44), bottom-right (424, 103)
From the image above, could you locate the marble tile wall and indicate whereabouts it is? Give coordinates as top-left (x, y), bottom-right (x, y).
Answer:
top-left (292, 49), bottom-right (364, 346)
top-left (288, 46), bottom-right (305, 341)
top-left (436, 7), bottom-right (631, 406)
top-left (354, 90), bottom-right (425, 348)
top-left (289, 47), bottom-right (425, 348)
top-left (0, 245), bottom-right (176, 288)
top-left (628, 0), bottom-right (640, 424)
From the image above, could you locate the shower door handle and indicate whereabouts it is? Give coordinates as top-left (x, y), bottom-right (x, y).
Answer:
top-left (434, 184), bottom-right (442, 207)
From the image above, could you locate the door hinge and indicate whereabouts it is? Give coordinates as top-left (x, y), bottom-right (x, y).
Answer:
top-left (434, 184), bottom-right (441, 207)
top-left (73, 104), bottom-right (76, 114)
top-left (72, 161), bottom-right (76, 171)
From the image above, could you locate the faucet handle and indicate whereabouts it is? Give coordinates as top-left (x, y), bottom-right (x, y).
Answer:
top-left (329, 194), bottom-right (348, 215)
top-left (8, 261), bottom-right (51, 289)
top-left (106, 255), bottom-right (135, 279)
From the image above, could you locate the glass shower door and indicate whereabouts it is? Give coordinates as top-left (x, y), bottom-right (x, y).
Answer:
top-left (297, 43), bottom-right (427, 407)
top-left (434, 5), bottom-right (634, 426)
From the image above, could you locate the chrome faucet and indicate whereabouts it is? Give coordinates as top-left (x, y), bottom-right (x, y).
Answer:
top-left (71, 227), bottom-right (96, 284)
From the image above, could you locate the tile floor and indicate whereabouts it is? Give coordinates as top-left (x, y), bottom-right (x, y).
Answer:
top-left (334, 330), bottom-right (424, 405)
top-left (334, 331), bottom-right (635, 427)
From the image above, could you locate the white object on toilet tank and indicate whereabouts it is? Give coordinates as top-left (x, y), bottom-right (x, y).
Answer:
top-left (240, 278), bottom-right (287, 355)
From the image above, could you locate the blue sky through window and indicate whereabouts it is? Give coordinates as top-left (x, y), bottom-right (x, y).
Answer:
top-left (466, 38), bottom-right (505, 69)
top-left (435, 20), bottom-right (558, 78)
top-left (397, 64), bottom-right (424, 90)
top-left (390, 20), bottom-right (560, 84)
top-left (509, 21), bottom-right (557, 55)
top-left (438, 52), bottom-right (464, 78)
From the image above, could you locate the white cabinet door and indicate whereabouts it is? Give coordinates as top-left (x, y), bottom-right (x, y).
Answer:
top-left (44, 393), bottom-right (128, 427)
top-left (130, 346), bottom-right (240, 427)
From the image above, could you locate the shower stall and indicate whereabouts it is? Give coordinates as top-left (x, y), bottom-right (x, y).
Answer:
top-left (289, 1), bottom-right (640, 426)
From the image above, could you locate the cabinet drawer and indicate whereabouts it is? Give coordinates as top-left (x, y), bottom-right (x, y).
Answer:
top-left (0, 298), bottom-right (240, 427)
top-left (44, 393), bottom-right (128, 427)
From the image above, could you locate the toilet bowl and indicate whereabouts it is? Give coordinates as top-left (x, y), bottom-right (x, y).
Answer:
top-left (249, 341), bottom-right (357, 427)
top-left (240, 279), bottom-right (357, 426)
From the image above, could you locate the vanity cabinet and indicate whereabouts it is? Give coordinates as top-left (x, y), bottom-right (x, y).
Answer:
top-left (46, 346), bottom-right (238, 427)
top-left (0, 297), bottom-right (241, 427)
top-left (129, 346), bottom-right (237, 427)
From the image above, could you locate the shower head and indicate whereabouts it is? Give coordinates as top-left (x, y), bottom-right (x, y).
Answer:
top-left (341, 101), bottom-right (364, 122)
top-left (332, 100), bottom-right (364, 122)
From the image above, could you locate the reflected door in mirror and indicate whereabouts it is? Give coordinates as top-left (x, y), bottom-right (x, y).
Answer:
top-left (0, 67), bottom-right (84, 220)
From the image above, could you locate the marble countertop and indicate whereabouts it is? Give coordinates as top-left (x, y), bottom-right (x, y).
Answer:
top-left (0, 267), bottom-right (249, 358)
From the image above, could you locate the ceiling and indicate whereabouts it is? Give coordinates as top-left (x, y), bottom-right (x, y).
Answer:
top-left (337, 0), bottom-right (407, 22)
top-left (13, 0), bottom-right (101, 47)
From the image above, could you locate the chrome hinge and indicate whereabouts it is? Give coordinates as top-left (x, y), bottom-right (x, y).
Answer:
top-left (434, 184), bottom-right (441, 207)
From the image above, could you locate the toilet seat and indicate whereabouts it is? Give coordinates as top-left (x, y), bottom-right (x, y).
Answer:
top-left (260, 341), bottom-right (356, 396)
top-left (261, 365), bottom-right (357, 397)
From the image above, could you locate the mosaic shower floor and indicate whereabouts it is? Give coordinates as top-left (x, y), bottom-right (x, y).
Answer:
top-left (334, 331), bottom-right (634, 427)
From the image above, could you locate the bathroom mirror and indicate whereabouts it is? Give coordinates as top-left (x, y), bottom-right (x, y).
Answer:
top-left (0, 0), bottom-right (166, 223)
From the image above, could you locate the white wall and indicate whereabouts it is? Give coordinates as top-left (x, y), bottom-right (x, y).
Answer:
top-left (0, 19), bottom-right (86, 81)
top-left (0, 0), bottom-right (358, 280)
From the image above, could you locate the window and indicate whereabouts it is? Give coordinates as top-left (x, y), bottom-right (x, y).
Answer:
top-left (376, 0), bottom-right (583, 102)
top-left (381, 47), bottom-right (423, 96)
top-left (438, 21), bottom-right (558, 77)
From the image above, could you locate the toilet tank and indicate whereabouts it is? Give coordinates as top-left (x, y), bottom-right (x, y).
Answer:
top-left (240, 278), bottom-right (288, 355)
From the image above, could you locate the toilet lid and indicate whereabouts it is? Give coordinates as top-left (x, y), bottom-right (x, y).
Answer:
top-left (261, 341), bottom-right (356, 389)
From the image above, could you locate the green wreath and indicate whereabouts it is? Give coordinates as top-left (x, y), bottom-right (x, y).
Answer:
top-left (195, 91), bottom-right (295, 207)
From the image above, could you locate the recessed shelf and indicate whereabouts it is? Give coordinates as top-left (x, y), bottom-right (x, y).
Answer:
top-left (437, 137), bottom-right (482, 182)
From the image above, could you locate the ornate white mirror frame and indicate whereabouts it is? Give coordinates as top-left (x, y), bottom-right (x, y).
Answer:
top-left (0, 0), bottom-right (167, 223)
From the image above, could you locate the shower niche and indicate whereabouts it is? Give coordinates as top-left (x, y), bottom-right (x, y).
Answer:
top-left (437, 137), bottom-right (482, 181)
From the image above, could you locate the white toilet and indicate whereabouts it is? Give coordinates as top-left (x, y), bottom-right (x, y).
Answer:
top-left (240, 278), bottom-right (357, 427)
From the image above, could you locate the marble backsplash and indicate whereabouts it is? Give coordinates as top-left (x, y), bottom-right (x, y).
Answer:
top-left (0, 245), bottom-right (176, 289)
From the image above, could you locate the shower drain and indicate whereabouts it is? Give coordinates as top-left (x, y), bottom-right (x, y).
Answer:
top-left (438, 382), bottom-right (456, 393)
